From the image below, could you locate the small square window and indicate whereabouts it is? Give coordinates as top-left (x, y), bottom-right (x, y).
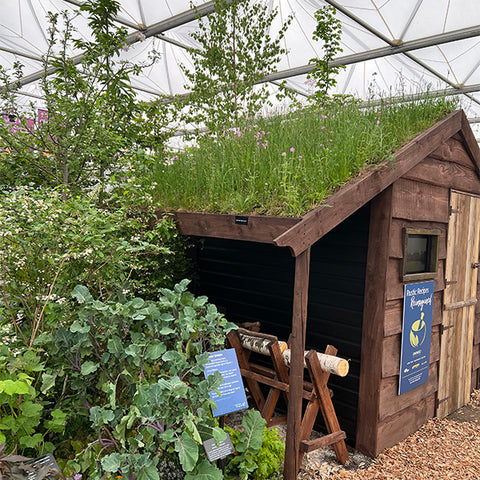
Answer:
top-left (402, 228), bottom-right (440, 282)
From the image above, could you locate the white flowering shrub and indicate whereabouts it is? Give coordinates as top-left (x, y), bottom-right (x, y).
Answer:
top-left (0, 186), bottom-right (190, 348)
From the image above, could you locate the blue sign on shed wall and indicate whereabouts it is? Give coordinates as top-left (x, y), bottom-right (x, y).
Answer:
top-left (399, 281), bottom-right (434, 395)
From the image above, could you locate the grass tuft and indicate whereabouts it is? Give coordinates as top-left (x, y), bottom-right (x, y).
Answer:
top-left (152, 95), bottom-right (457, 217)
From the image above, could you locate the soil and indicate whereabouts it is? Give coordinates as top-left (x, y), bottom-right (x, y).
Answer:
top-left (293, 389), bottom-right (480, 479)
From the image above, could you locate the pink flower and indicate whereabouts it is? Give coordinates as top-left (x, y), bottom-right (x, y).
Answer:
top-left (299, 156), bottom-right (303, 159)
top-left (281, 152), bottom-right (286, 156)
top-left (376, 120), bottom-right (380, 125)
top-left (290, 147), bottom-right (295, 153)
top-left (321, 126), bottom-right (326, 131)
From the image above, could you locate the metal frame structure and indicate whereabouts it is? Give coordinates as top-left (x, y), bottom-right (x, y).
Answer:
top-left (2, 0), bottom-right (480, 123)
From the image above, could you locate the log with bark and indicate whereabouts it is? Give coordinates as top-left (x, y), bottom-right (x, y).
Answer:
top-left (237, 330), bottom-right (349, 377)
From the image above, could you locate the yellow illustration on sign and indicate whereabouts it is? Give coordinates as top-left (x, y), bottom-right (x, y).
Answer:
top-left (410, 312), bottom-right (426, 348)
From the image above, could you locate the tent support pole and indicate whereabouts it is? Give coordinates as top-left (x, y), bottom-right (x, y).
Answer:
top-left (284, 247), bottom-right (311, 480)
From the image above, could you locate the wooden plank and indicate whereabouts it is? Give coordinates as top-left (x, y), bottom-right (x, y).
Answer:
top-left (444, 298), bottom-right (477, 310)
top-left (175, 212), bottom-right (300, 244)
top-left (472, 370), bottom-right (479, 391)
top-left (376, 393), bottom-right (436, 455)
top-left (429, 137), bottom-right (476, 169)
top-left (391, 179), bottom-right (450, 223)
top-left (389, 219), bottom-right (447, 259)
top-left (305, 349), bottom-right (349, 465)
top-left (386, 258), bottom-right (445, 301)
top-left (459, 113), bottom-right (480, 177)
top-left (403, 158), bottom-right (480, 194)
top-left (438, 191), bottom-right (480, 417)
top-left (274, 111), bottom-right (463, 256)
top-left (378, 363), bottom-right (438, 421)
top-left (473, 343), bottom-right (480, 371)
top-left (284, 248), bottom-right (311, 480)
top-left (298, 345), bottom-right (337, 466)
top-left (384, 292), bottom-right (443, 337)
top-left (382, 326), bottom-right (440, 378)
top-left (356, 187), bottom-right (393, 457)
top-left (300, 431), bottom-right (347, 453)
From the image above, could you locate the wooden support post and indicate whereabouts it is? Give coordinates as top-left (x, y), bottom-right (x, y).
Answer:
top-left (356, 187), bottom-right (393, 456)
top-left (284, 247), bottom-right (311, 480)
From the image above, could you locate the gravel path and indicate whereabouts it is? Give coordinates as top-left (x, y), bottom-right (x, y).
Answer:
top-left (298, 389), bottom-right (480, 480)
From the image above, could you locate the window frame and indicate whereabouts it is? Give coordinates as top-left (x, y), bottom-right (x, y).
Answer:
top-left (402, 228), bottom-right (441, 282)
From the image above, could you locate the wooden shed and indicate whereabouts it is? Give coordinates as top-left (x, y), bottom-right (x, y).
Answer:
top-left (174, 109), bottom-right (480, 474)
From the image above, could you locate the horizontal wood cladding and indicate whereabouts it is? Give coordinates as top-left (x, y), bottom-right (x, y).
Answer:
top-left (384, 292), bottom-right (443, 337)
top-left (429, 137), bottom-right (475, 169)
top-left (389, 220), bottom-right (447, 260)
top-left (175, 212), bottom-right (300, 244)
top-left (195, 238), bottom-right (295, 336)
top-left (403, 158), bottom-right (480, 194)
top-left (391, 179), bottom-right (449, 223)
top-left (378, 363), bottom-right (437, 422)
top-left (382, 326), bottom-right (440, 378)
top-left (386, 258), bottom-right (445, 300)
top-left (375, 393), bottom-right (436, 455)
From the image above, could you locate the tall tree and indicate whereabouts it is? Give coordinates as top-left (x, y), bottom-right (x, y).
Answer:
top-left (181, 0), bottom-right (292, 132)
top-left (0, 0), bottom-right (167, 195)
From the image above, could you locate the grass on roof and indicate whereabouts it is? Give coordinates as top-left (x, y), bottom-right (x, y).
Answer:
top-left (152, 95), bottom-right (457, 217)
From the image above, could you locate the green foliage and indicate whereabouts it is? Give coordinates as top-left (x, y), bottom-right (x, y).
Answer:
top-left (181, 0), bottom-right (292, 132)
top-left (0, 187), bottom-right (190, 348)
top-left (0, 346), bottom-right (66, 456)
top-left (225, 410), bottom-right (284, 480)
top-left (37, 280), bottom-right (237, 479)
top-left (0, 0), bottom-right (172, 194)
top-left (308, 5), bottom-right (345, 99)
top-left (153, 95), bottom-right (457, 216)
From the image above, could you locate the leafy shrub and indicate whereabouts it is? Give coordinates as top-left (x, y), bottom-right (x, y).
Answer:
top-left (225, 410), bottom-right (285, 480)
top-left (37, 280), bottom-right (236, 480)
top-left (0, 186), bottom-right (191, 349)
top-left (0, 347), bottom-right (66, 455)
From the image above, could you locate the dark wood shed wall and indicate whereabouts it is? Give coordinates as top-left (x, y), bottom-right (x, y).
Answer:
top-left (193, 238), bottom-right (295, 340)
top-left (306, 204), bottom-right (370, 438)
top-left (194, 206), bottom-right (370, 441)
top-left (365, 135), bottom-right (480, 455)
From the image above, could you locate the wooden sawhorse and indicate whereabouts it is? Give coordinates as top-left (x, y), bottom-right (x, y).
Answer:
top-left (227, 328), bottom-right (349, 471)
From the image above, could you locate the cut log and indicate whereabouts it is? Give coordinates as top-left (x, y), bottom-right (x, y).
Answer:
top-left (283, 349), bottom-right (349, 377)
top-left (238, 331), bottom-right (288, 356)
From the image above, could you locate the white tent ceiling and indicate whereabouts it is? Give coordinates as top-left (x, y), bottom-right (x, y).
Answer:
top-left (2, 0), bottom-right (480, 137)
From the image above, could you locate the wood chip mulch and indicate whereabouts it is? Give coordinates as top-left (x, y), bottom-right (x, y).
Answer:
top-left (325, 389), bottom-right (480, 480)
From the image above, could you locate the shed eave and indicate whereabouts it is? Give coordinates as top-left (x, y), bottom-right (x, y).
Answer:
top-left (174, 211), bottom-right (301, 244)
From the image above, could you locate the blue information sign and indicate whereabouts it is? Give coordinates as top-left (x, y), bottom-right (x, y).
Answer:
top-left (399, 281), bottom-right (434, 395)
top-left (204, 348), bottom-right (248, 417)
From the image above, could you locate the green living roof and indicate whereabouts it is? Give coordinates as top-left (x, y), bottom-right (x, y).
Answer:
top-left (152, 96), bottom-right (458, 217)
